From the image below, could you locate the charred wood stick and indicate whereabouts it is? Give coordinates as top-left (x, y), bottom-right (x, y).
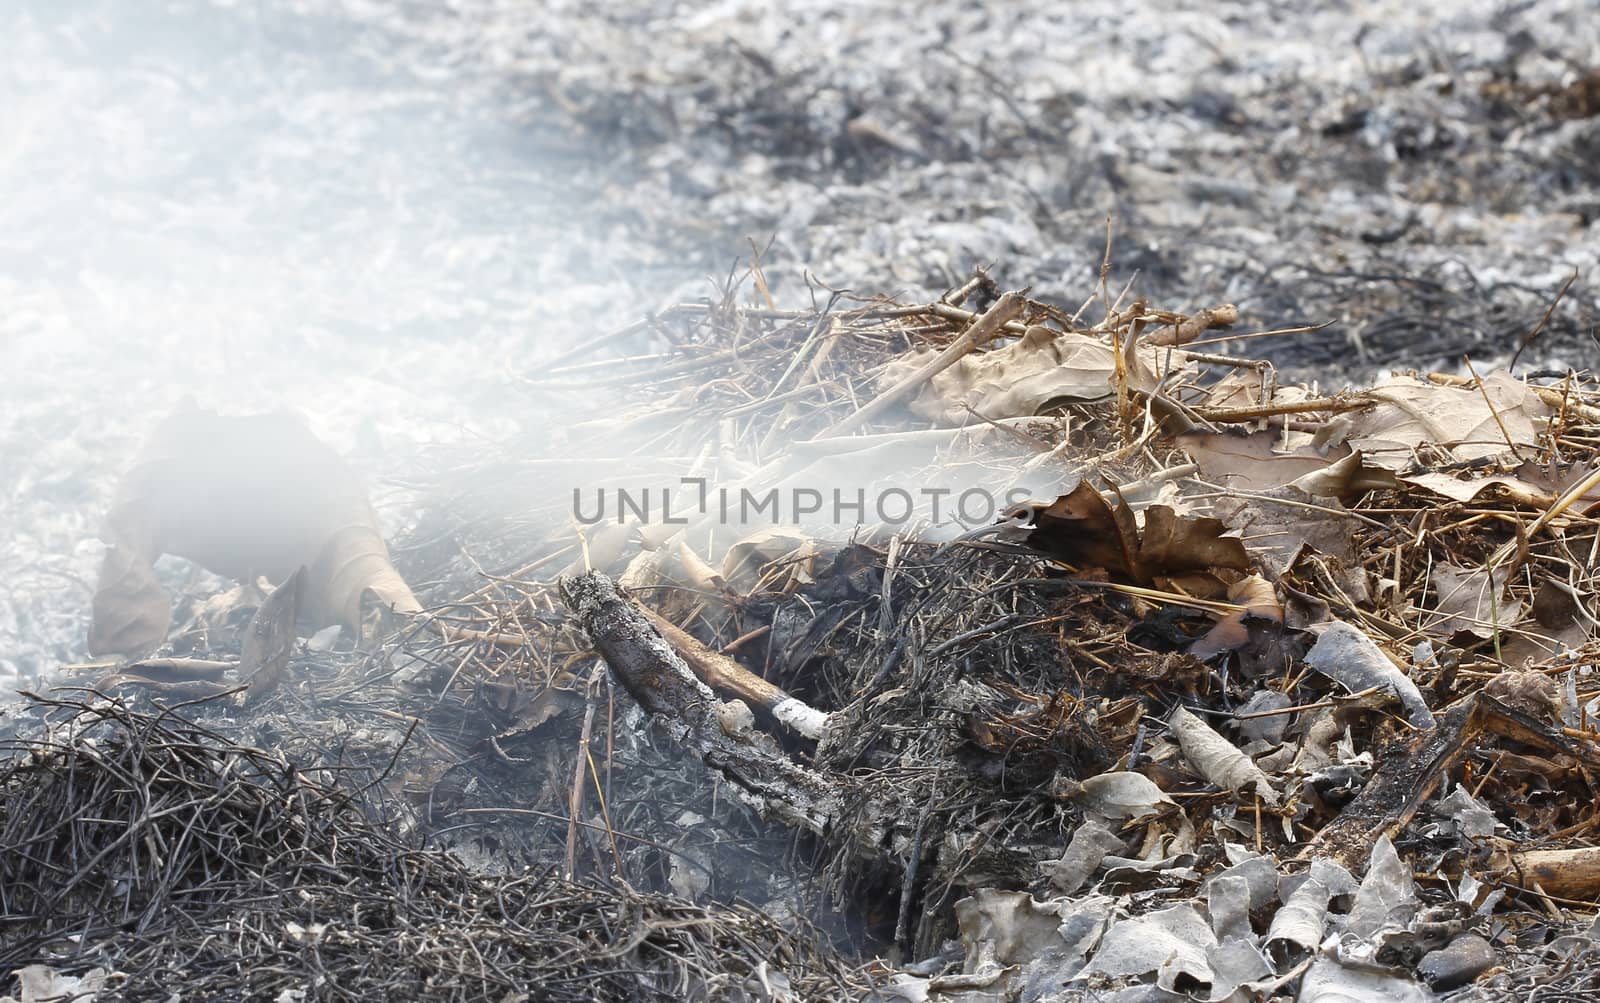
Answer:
top-left (1472, 694), bottom-right (1600, 769)
top-left (559, 572), bottom-right (838, 834)
top-left (1297, 697), bottom-right (1473, 871)
top-left (1297, 693), bottom-right (1596, 871)
top-left (641, 608), bottom-right (830, 740)
top-left (818, 290), bottom-right (1027, 437)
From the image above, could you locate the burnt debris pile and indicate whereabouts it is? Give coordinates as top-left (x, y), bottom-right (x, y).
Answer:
top-left (6, 269), bottom-right (1600, 1000)
top-left (0, 695), bottom-right (850, 1001)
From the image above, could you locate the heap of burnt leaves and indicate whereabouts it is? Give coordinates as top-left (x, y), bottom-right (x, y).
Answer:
top-left (511, 266), bottom-right (1600, 997)
top-left (19, 264), bottom-right (1600, 999)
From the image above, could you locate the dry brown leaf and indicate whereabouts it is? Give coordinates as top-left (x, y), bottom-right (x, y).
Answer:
top-left (1399, 455), bottom-right (1600, 513)
top-left (1423, 562), bottom-right (1524, 641)
top-left (1287, 449), bottom-right (1399, 497)
top-left (308, 523), bottom-right (420, 632)
top-left (1024, 482), bottom-right (1141, 578)
top-left (480, 682), bottom-right (587, 749)
top-left (1212, 489), bottom-right (1358, 575)
top-left (88, 407), bottom-right (419, 656)
top-left (1507, 457), bottom-right (1600, 515)
top-left (1210, 486), bottom-right (1370, 608)
top-left (1178, 429), bottom-right (1350, 493)
top-left (89, 657), bottom-right (234, 684)
top-left (1482, 670), bottom-right (1564, 723)
top-left (1178, 428), bottom-right (1397, 499)
top-left (87, 534), bottom-right (171, 657)
top-left (91, 674), bottom-right (233, 700)
top-left (1345, 372), bottom-right (1550, 468)
top-left (89, 654), bottom-right (237, 698)
top-left (1190, 575), bottom-right (1284, 661)
top-left (1399, 470), bottom-right (1555, 506)
top-left (1497, 580), bottom-right (1596, 665)
top-left (882, 326), bottom-right (1181, 423)
top-left (1021, 482), bottom-right (1249, 587)
top-left (676, 540), bottom-right (728, 595)
top-left (1137, 505), bottom-right (1253, 576)
top-left (721, 527), bottom-right (817, 594)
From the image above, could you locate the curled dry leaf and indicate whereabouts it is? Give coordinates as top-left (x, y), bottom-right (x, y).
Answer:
top-left (1498, 581), bottom-right (1598, 664)
top-left (1179, 428), bottom-right (1345, 493)
top-left (1344, 834), bottom-right (1419, 939)
top-left (1200, 369), bottom-right (1299, 411)
top-left (1211, 489), bottom-right (1358, 574)
top-left (240, 567), bottom-right (305, 704)
top-left (1050, 818), bottom-right (1128, 893)
top-left (676, 539), bottom-right (728, 595)
top-left (1400, 471), bottom-right (1554, 507)
top-left (1302, 621), bottom-right (1434, 729)
top-left (1286, 449), bottom-right (1398, 498)
top-left (1211, 487), bottom-right (1371, 606)
top-left (1265, 860), bottom-right (1358, 968)
top-left (1511, 457), bottom-right (1600, 516)
top-left (1190, 574), bottom-right (1284, 661)
top-left (720, 527), bottom-right (817, 594)
top-left (1481, 670), bottom-right (1563, 725)
top-left (88, 408), bottom-right (419, 657)
top-left (88, 539), bottom-right (171, 658)
top-left (1167, 705), bottom-right (1281, 807)
top-left (1179, 430), bottom-right (1395, 498)
top-left (1079, 902), bottom-right (1223, 993)
top-left (1051, 770), bottom-right (1175, 821)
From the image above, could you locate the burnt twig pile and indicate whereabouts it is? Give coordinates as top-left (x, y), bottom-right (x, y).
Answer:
top-left (0, 694), bottom-right (858, 1001)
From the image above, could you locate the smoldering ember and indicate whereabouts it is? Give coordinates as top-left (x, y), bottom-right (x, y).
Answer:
top-left (3, 2), bottom-right (1600, 1002)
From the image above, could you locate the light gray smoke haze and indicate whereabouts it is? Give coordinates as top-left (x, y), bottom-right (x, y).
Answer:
top-left (0, 0), bottom-right (664, 683)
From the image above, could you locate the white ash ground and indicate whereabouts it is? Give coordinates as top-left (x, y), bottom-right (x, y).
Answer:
top-left (457, 0), bottom-right (1597, 371)
top-left (4, 0), bottom-right (1597, 688)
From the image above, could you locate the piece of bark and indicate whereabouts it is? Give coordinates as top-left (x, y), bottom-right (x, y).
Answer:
top-left (558, 571), bottom-right (838, 833)
top-left (641, 608), bottom-right (829, 740)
